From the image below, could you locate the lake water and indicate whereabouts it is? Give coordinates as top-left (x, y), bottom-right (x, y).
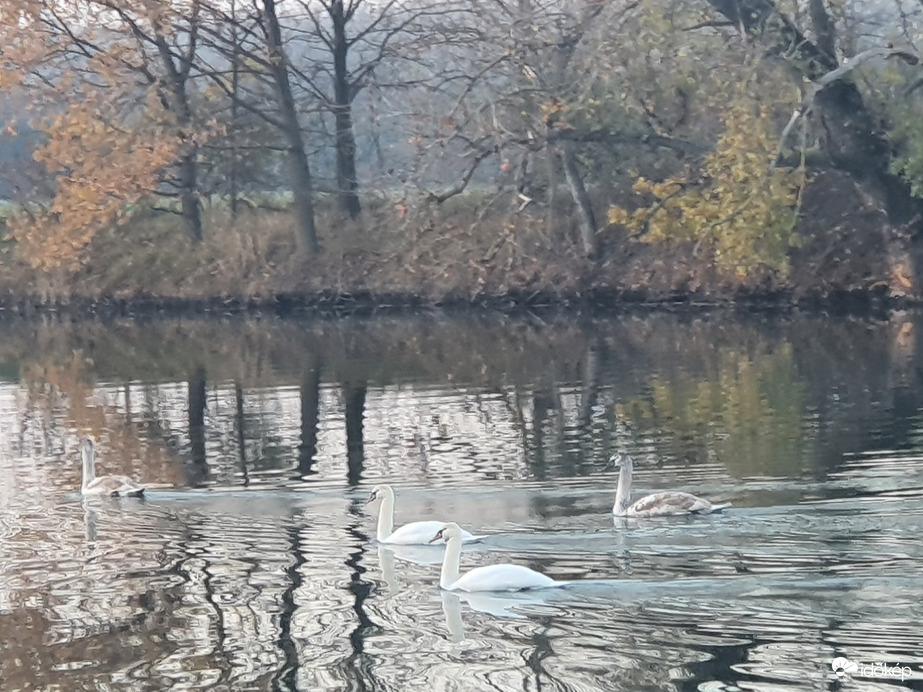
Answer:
top-left (1, 310), bottom-right (922, 691)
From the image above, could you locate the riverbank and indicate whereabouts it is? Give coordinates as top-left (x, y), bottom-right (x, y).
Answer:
top-left (0, 171), bottom-right (913, 317)
top-left (0, 285), bottom-right (905, 321)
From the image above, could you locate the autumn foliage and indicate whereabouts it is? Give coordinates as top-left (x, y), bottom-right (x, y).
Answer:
top-left (608, 98), bottom-right (807, 278)
top-left (11, 90), bottom-right (184, 269)
top-left (0, 0), bottom-right (921, 299)
top-left (0, 1), bottom-right (214, 270)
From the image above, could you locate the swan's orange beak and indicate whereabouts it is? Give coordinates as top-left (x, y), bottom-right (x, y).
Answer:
top-left (429, 530), bottom-right (444, 544)
top-left (365, 492), bottom-right (377, 506)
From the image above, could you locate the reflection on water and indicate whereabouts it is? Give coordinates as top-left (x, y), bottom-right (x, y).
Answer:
top-left (2, 312), bottom-right (923, 690)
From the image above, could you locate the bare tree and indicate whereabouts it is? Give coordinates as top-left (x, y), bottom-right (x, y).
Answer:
top-left (401, 0), bottom-right (660, 260)
top-left (289, 0), bottom-right (471, 218)
top-left (197, 0), bottom-right (319, 254)
top-left (100, 0), bottom-right (206, 241)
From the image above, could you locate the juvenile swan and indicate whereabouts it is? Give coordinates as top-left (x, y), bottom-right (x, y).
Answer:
top-left (80, 438), bottom-right (146, 497)
top-left (609, 453), bottom-right (729, 517)
top-left (431, 523), bottom-right (562, 592)
top-left (366, 485), bottom-right (482, 545)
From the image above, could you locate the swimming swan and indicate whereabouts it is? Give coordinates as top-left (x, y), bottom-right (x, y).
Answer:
top-left (366, 485), bottom-right (482, 545)
top-left (609, 453), bottom-right (729, 517)
top-left (80, 438), bottom-right (146, 497)
top-left (430, 522), bottom-right (563, 592)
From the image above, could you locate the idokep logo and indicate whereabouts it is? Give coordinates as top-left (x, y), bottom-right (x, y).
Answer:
top-left (831, 657), bottom-right (913, 681)
top-left (831, 658), bottom-right (858, 677)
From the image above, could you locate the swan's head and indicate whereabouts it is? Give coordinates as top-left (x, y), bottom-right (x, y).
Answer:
top-left (365, 484), bottom-right (394, 505)
top-left (605, 453), bottom-right (633, 470)
top-left (430, 522), bottom-right (463, 543)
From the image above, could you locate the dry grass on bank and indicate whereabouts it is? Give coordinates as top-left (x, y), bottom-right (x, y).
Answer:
top-left (0, 173), bottom-right (903, 304)
top-left (0, 191), bottom-right (609, 302)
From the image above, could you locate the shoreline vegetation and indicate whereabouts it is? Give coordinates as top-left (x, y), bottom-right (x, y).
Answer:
top-left (0, 170), bottom-right (915, 318)
top-left (2, 1), bottom-right (923, 316)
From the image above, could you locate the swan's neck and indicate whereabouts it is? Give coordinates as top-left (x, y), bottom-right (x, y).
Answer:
top-left (614, 463), bottom-right (633, 515)
top-left (440, 535), bottom-right (462, 589)
top-left (81, 446), bottom-right (96, 490)
top-left (377, 493), bottom-right (395, 542)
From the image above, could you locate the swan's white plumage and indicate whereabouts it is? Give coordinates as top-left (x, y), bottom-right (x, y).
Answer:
top-left (80, 438), bottom-right (145, 497)
top-left (432, 522), bottom-right (559, 592)
top-left (385, 519), bottom-right (467, 545)
top-left (610, 453), bottom-right (729, 517)
top-left (449, 564), bottom-right (556, 592)
top-left (367, 485), bottom-right (482, 545)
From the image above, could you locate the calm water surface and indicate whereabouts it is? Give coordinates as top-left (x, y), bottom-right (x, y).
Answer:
top-left (1, 311), bottom-right (923, 691)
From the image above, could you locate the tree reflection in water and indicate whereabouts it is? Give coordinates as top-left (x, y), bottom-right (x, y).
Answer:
top-left (1, 312), bottom-right (922, 689)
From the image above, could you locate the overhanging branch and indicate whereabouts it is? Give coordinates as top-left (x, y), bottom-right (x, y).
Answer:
top-left (772, 45), bottom-right (921, 168)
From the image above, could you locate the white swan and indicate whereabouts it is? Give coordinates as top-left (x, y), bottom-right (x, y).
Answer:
top-left (609, 453), bottom-right (729, 517)
top-left (80, 438), bottom-right (146, 497)
top-left (366, 485), bottom-right (482, 545)
top-left (430, 522), bottom-right (562, 592)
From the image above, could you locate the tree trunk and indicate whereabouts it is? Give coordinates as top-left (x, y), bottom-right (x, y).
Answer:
top-left (261, 0), bottom-right (319, 255)
top-left (544, 142), bottom-right (556, 237)
top-left (287, 143), bottom-right (321, 255)
top-left (330, 0), bottom-right (361, 218)
top-left (178, 150), bottom-right (203, 241)
top-left (154, 34), bottom-right (203, 242)
top-left (808, 0), bottom-right (836, 60)
top-left (229, 0), bottom-right (240, 218)
top-left (560, 141), bottom-right (597, 259)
